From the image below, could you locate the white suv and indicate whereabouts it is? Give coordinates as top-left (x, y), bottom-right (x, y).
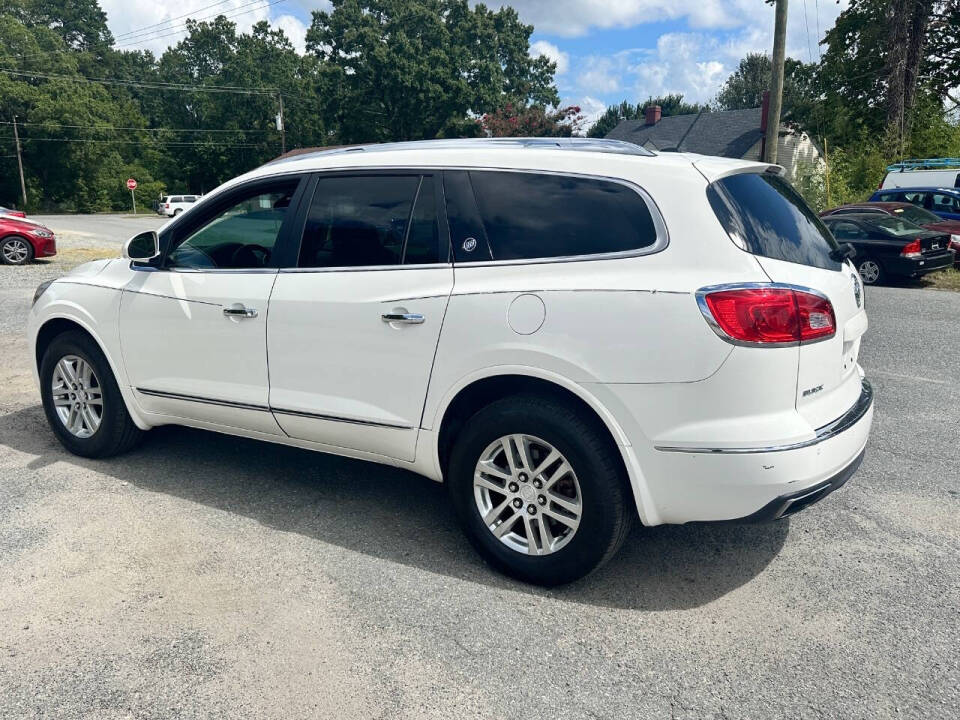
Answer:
top-left (161, 194), bottom-right (200, 216)
top-left (28, 139), bottom-right (873, 585)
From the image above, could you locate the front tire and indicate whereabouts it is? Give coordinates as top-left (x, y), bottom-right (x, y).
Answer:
top-left (857, 257), bottom-right (885, 285)
top-left (40, 330), bottom-right (144, 458)
top-left (1, 236), bottom-right (33, 265)
top-left (447, 394), bottom-right (633, 585)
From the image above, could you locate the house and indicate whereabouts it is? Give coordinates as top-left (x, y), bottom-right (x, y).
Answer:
top-left (604, 99), bottom-right (823, 183)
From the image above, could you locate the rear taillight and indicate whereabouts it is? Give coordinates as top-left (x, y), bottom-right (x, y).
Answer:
top-left (699, 285), bottom-right (836, 346)
top-left (900, 238), bottom-right (922, 257)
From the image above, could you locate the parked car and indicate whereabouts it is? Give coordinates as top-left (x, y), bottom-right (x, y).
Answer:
top-left (161, 194), bottom-right (200, 217)
top-left (28, 138), bottom-right (874, 585)
top-left (821, 213), bottom-right (955, 285)
top-left (869, 187), bottom-right (960, 222)
top-left (880, 167), bottom-right (960, 190)
top-left (821, 201), bottom-right (960, 267)
top-left (1, 215), bottom-right (56, 265)
top-left (0, 205), bottom-right (26, 219)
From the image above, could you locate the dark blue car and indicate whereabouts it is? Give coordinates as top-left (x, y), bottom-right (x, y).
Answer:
top-left (869, 187), bottom-right (960, 221)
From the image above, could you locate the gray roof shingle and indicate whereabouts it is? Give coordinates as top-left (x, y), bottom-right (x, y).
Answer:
top-left (605, 107), bottom-right (765, 158)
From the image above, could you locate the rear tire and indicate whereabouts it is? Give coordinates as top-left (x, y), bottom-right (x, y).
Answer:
top-left (857, 257), bottom-right (885, 285)
top-left (1, 236), bottom-right (33, 265)
top-left (173, 208), bottom-right (182, 216)
top-left (40, 330), bottom-right (144, 458)
top-left (447, 394), bottom-right (633, 586)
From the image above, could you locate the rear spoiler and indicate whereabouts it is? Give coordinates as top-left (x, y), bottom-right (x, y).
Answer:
top-left (687, 154), bottom-right (783, 184)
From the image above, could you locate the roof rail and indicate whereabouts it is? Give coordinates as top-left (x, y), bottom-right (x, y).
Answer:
top-left (266, 137), bottom-right (654, 165)
top-left (886, 157), bottom-right (960, 172)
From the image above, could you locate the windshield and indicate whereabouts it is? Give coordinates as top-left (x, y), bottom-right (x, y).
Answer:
top-left (868, 215), bottom-right (926, 237)
top-left (891, 205), bottom-right (941, 225)
top-left (708, 172), bottom-right (840, 270)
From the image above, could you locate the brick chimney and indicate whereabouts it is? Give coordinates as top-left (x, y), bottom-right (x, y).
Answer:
top-left (760, 90), bottom-right (770, 131)
top-left (644, 105), bottom-right (661, 126)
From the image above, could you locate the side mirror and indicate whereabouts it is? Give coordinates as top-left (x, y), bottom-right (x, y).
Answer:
top-left (123, 231), bottom-right (159, 261)
top-left (830, 242), bottom-right (856, 262)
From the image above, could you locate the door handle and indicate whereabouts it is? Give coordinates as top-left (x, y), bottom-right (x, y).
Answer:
top-left (223, 303), bottom-right (258, 319)
top-left (381, 312), bottom-right (425, 325)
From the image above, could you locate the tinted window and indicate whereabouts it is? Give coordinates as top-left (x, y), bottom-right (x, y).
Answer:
top-left (402, 177), bottom-right (443, 264)
top-left (893, 205), bottom-right (940, 224)
top-left (170, 196), bottom-right (182, 203)
top-left (299, 175), bottom-right (440, 268)
top-left (167, 184), bottom-right (296, 269)
top-left (828, 221), bottom-right (867, 240)
top-left (708, 172), bottom-right (840, 271)
top-left (868, 216), bottom-right (925, 237)
top-left (902, 192), bottom-right (927, 207)
top-left (932, 193), bottom-right (960, 212)
top-left (467, 171), bottom-right (659, 261)
top-left (445, 171), bottom-right (492, 262)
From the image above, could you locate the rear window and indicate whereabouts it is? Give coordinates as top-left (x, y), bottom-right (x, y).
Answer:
top-left (868, 216), bottom-right (923, 237)
top-left (708, 172), bottom-right (840, 271)
top-left (892, 205), bottom-right (940, 225)
top-left (466, 171), bottom-right (660, 261)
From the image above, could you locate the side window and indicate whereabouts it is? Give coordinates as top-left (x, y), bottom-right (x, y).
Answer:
top-left (170, 196), bottom-right (182, 203)
top-left (467, 170), bottom-right (659, 261)
top-left (166, 184), bottom-right (297, 270)
top-left (830, 222), bottom-right (865, 240)
top-left (932, 193), bottom-right (959, 212)
top-left (298, 175), bottom-right (437, 268)
top-left (402, 177), bottom-right (443, 264)
top-left (902, 192), bottom-right (926, 207)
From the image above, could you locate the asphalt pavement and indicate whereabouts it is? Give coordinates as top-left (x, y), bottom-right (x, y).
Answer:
top-left (0, 215), bottom-right (957, 719)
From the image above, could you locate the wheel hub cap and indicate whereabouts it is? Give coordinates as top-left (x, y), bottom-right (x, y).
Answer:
top-left (51, 355), bottom-right (103, 438)
top-left (3, 239), bottom-right (29, 263)
top-left (473, 434), bottom-right (582, 556)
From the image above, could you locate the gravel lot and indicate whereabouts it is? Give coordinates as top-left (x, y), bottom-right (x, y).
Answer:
top-left (1, 216), bottom-right (958, 719)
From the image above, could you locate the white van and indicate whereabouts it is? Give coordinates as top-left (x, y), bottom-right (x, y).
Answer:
top-left (881, 161), bottom-right (960, 189)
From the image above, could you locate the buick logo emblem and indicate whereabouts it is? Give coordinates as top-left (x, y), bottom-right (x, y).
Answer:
top-left (852, 273), bottom-right (862, 308)
top-left (462, 237), bottom-right (478, 252)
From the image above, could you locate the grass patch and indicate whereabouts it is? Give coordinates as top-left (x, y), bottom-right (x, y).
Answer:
top-left (57, 247), bottom-right (119, 264)
top-left (919, 267), bottom-right (960, 292)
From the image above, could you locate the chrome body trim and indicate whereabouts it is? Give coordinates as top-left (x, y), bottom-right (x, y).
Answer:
top-left (135, 388), bottom-right (413, 430)
top-left (270, 407), bottom-right (412, 430)
top-left (695, 281), bottom-right (836, 348)
top-left (654, 379), bottom-right (873, 454)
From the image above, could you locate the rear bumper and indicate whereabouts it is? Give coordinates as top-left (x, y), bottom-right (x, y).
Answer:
top-left (632, 379), bottom-right (874, 524)
top-left (732, 448), bottom-right (864, 522)
top-left (887, 250), bottom-right (955, 277)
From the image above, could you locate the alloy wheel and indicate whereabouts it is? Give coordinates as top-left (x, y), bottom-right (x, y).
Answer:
top-left (51, 355), bottom-right (103, 438)
top-left (2, 238), bottom-right (30, 264)
top-left (858, 260), bottom-right (880, 285)
top-left (473, 434), bottom-right (582, 556)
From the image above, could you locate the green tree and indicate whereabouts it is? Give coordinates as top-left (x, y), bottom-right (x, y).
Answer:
top-left (481, 103), bottom-right (583, 137)
top-left (305, 0), bottom-right (559, 143)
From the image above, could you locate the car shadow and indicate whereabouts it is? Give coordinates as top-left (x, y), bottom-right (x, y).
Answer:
top-left (1, 405), bottom-right (789, 611)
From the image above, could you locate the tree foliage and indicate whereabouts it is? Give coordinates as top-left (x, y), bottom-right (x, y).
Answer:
top-left (586, 94), bottom-right (710, 138)
top-left (481, 103), bottom-right (583, 137)
top-left (305, 0), bottom-right (558, 143)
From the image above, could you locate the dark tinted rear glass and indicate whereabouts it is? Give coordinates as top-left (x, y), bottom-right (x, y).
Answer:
top-left (708, 172), bottom-right (840, 271)
top-left (467, 171), bottom-right (659, 261)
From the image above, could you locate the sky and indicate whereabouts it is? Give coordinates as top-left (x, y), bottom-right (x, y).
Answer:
top-left (100, 0), bottom-right (850, 127)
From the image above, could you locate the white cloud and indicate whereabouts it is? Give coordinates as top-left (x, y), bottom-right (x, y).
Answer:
top-left (530, 40), bottom-right (569, 75)
top-left (565, 95), bottom-right (608, 131)
top-left (273, 14), bottom-right (308, 54)
top-left (99, 1), bottom-right (326, 56)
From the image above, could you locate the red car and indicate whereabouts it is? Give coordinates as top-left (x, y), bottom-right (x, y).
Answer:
top-left (821, 201), bottom-right (960, 267)
top-left (0, 216), bottom-right (56, 265)
top-left (0, 205), bottom-right (27, 218)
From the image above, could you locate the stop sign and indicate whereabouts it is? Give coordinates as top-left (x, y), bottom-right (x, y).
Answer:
top-left (126, 178), bottom-right (137, 190)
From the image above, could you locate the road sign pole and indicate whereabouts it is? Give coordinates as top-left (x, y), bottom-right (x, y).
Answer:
top-left (131, 188), bottom-right (136, 214)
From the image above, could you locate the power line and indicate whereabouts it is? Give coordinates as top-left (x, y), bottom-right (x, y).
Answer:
top-left (113, 0), bottom-right (237, 39)
top-left (0, 68), bottom-right (279, 94)
top-left (114, 0), bottom-right (285, 48)
top-left (17, 136), bottom-right (265, 147)
top-left (0, 120), bottom-right (274, 134)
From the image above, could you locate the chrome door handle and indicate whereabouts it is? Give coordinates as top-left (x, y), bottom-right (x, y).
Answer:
top-left (223, 303), bottom-right (258, 319)
top-left (381, 312), bottom-right (425, 324)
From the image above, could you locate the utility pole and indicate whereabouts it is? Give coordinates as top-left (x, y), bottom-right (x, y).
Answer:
top-left (12, 115), bottom-right (27, 208)
top-left (764, 0), bottom-right (788, 165)
top-left (277, 93), bottom-right (286, 155)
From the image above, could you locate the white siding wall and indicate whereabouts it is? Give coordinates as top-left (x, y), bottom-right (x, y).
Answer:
top-left (745, 130), bottom-right (823, 181)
